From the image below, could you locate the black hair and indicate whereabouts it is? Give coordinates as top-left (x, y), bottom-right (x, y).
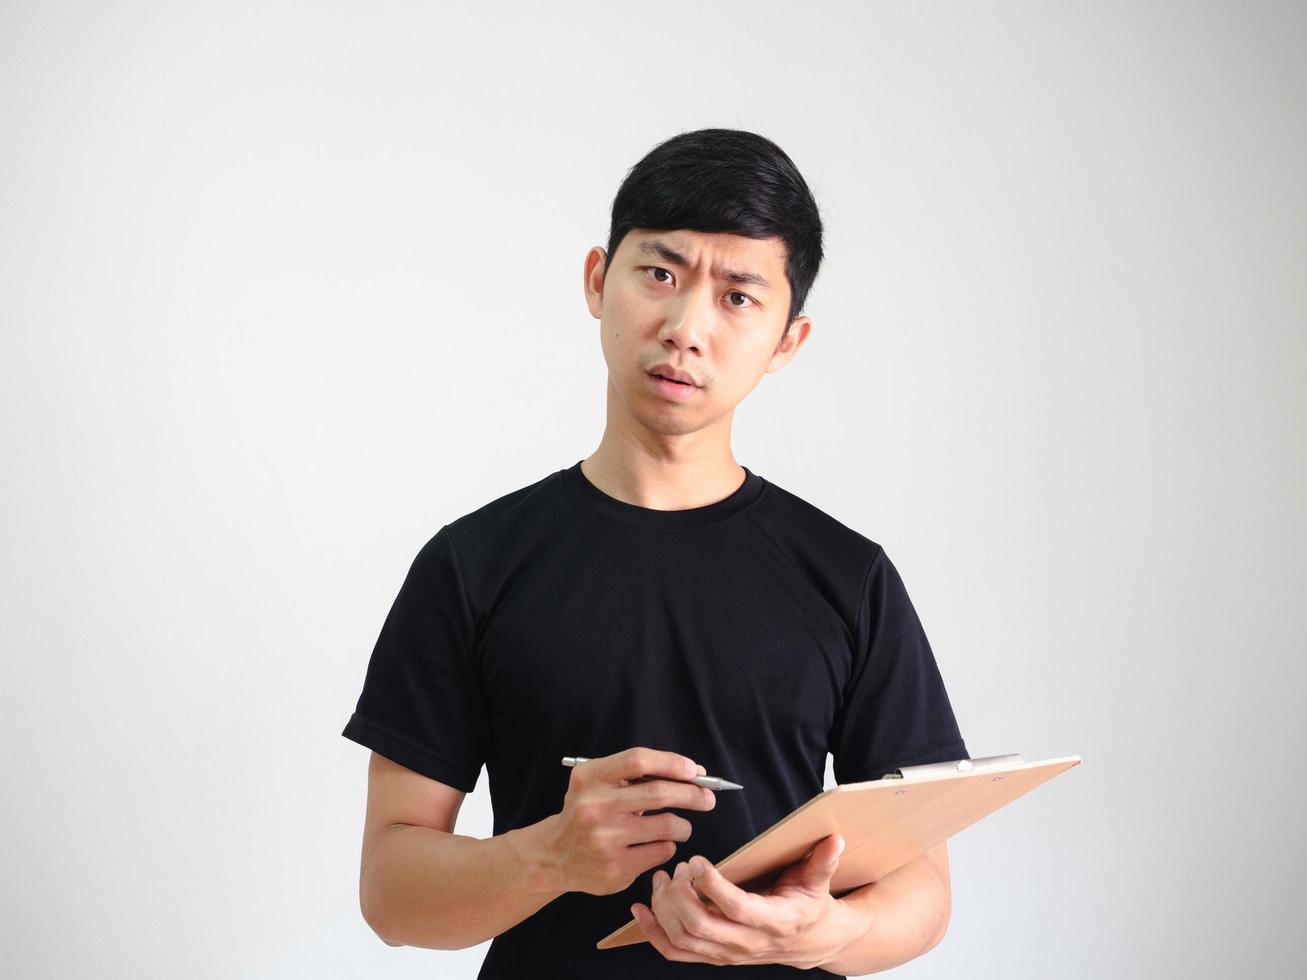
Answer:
top-left (604, 128), bottom-right (824, 339)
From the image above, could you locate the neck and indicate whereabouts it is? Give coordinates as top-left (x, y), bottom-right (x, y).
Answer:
top-left (580, 444), bottom-right (746, 512)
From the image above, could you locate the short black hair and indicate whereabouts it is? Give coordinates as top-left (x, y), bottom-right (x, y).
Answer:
top-left (604, 128), bottom-right (824, 338)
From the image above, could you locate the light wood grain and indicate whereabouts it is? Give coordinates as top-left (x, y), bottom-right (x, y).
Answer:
top-left (597, 754), bottom-right (1082, 949)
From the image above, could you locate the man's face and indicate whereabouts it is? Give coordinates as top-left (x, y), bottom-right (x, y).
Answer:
top-left (583, 228), bottom-right (811, 437)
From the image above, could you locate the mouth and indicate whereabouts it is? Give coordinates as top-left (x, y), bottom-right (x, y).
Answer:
top-left (647, 370), bottom-right (700, 401)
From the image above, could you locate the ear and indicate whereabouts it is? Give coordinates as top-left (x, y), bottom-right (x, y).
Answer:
top-left (766, 315), bottom-right (813, 373)
top-left (583, 246), bottom-right (607, 319)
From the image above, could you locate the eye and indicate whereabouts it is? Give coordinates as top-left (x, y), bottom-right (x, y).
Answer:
top-left (642, 267), bottom-right (758, 311)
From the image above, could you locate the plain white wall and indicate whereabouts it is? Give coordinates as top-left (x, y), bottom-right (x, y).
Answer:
top-left (2, 1), bottom-right (1303, 976)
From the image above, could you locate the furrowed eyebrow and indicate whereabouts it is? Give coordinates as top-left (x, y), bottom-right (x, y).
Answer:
top-left (637, 239), bottom-right (772, 290)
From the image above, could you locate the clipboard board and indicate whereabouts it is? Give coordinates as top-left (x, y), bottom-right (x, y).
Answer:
top-left (597, 752), bottom-right (1081, 949)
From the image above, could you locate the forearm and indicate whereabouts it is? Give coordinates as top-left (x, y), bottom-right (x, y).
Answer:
top-left (362, 813), bottom-right (567, 949)
top-left (815, 852), bottom-right (950, 976)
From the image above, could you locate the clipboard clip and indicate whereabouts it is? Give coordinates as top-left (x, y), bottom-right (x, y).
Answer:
top-left (882, 753), bottom-right (1024, 780)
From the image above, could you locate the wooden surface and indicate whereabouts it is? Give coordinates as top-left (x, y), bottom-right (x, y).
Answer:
top-left (596, 754), bottom-right (1082, 949)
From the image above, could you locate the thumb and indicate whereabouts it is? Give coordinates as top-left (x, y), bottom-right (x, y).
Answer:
top-left (802, 834), bottom-right (845, 885)
top-left (825, 833), bottom-right (846, 864)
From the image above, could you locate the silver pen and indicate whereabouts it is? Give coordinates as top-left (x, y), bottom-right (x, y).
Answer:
top-left (562, 756), bottom-right (743, 791)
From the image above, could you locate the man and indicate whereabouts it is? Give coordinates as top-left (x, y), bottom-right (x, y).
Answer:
top-left (341, 127), bottom-right (968, 977)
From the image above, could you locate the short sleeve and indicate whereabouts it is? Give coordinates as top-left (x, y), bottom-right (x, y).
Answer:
top-left (341, 526), bottom-right (490, 793)
top-left (830, 546), bottom-right (968, 784)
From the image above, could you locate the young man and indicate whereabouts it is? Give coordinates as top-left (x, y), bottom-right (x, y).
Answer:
top-left (342, 128), bottom-right (968, 978)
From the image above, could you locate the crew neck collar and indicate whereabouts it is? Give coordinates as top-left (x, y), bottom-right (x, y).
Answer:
top-left (560, 459), bottom-right (767, 529)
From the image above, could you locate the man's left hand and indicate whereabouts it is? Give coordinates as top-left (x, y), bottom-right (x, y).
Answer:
top-left (630, 833), bottom-right (867, 969)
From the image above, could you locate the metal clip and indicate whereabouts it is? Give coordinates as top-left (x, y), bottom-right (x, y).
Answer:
top-left (882, 753), bottom-right (1024, 780)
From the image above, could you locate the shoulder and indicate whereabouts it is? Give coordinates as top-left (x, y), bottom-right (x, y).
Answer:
top-left (747, 471), bottom-right (897, 622)
top-left (444, 467), bottom-right (563, 542)
top-left (754, 472), bottom-right (884, 566)
top-left (408, 466), bottom-right (569, 598)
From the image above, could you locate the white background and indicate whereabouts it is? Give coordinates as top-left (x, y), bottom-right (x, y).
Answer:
top-left (2, 1), bottom-right (1304, 977)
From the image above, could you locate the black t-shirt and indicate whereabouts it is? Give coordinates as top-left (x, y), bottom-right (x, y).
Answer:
top-left (342, 460), bottom-right (968, 978)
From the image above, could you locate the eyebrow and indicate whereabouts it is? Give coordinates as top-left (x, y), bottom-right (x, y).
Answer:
top-left (637, 239), bottom-right (773, 290)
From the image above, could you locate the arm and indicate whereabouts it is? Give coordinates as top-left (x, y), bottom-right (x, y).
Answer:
top-left (815, 842), bottom-right (952, 976)
top-left (361, 746), bottom-right (713, 949)
top-left (358, 752), bottom-right (567, 949)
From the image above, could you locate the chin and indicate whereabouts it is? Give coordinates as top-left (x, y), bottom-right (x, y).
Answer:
top-left (642, 418), bottom-right (703, 437)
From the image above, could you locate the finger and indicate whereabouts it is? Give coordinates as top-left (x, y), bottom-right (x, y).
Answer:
top-left (613, 747), bottom-right (700, 785)
top-left (780, 834), bottom-right (846, 893)
top-left (684, 857), bottom-right (772, 929)
top-left (619, 810), bottom-right (692, 847)
top-left (619, 778), bottom-right (715, 818)
top-left (632, 901), bottom-right (705, 964)
top-left (648, 867), bottom-right (737, 964)
top-left (653, 861), bottom-right (761, 960)
top-left (805, 834), bottom-right (846, 888)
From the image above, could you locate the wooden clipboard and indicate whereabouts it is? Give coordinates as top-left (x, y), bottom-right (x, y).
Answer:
top-left (597, 753), bottom-right (1081, 949)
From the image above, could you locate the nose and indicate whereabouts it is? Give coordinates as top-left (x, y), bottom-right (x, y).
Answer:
top-left (659, 284), bottom-right (714, 351)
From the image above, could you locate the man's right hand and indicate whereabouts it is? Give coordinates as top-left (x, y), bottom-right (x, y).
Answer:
top-left (548, 747), bottom-right (717, 896)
